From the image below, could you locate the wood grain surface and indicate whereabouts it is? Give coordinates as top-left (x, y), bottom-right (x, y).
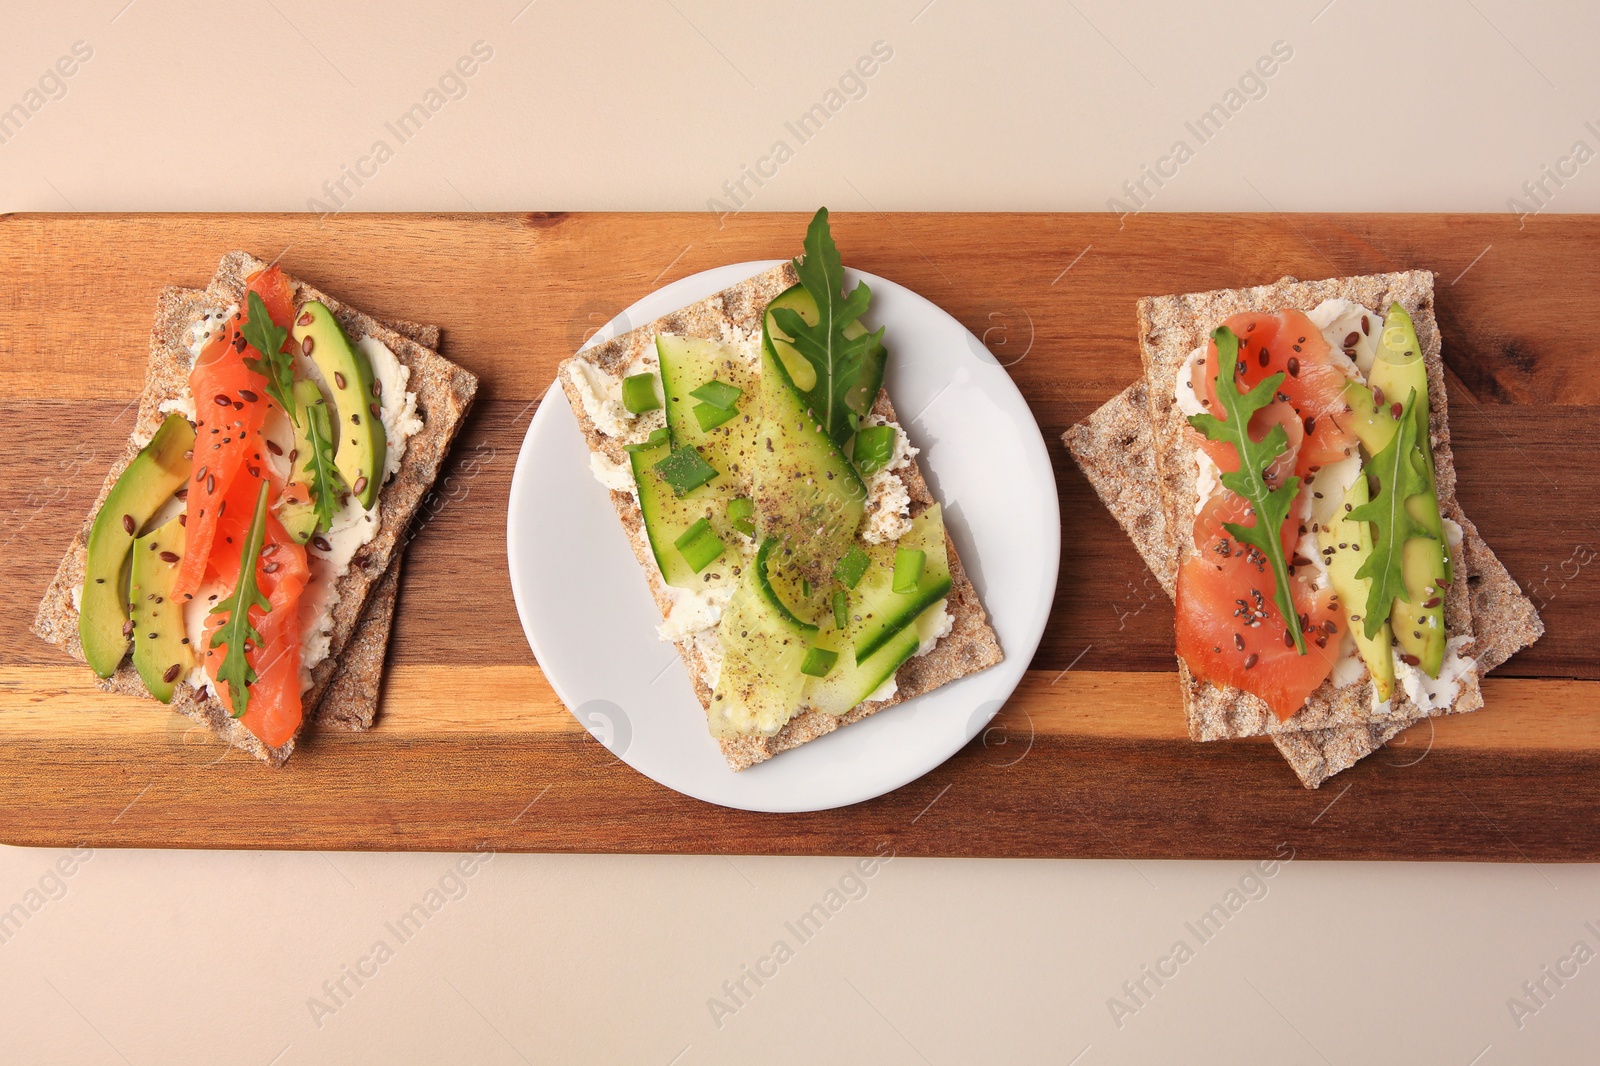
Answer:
top-left (2, 212), bottom-right (1595, 859)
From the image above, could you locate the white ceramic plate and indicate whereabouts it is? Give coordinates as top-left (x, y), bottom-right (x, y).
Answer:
top-left (506, 262), bottom-right (1058, 812)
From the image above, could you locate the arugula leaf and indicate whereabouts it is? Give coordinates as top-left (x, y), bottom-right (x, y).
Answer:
top-left (768, 207), bottom-right (886, 444)
top-left (1186, 326), bottom-right (1307, 655)
top-left (208, 480), bottom-right (272, 719)
top-left (241, 291), bottom-right (298, 426)
top-left (303, 394), bottom-right (346, 534)
top-left (1348, 388), bottom-right (1435, 640)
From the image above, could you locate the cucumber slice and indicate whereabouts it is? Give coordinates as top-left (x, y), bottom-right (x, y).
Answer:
top-left (656, 334), bottom-right (759, 481)
top-left (633, 335), bottom-right (759, 589)
top-left (630, 433), bottom-right (734, 590)
top-left (852, 505), bottom-right (952, 664)
top-left (803, 601), bottom-right (941, 717)
top-left (752, 339), bottom-right (867, 586)
top-left (753, 536), bottom-right (820, 634)
top-left (709, 572), bottom-right (811, 737)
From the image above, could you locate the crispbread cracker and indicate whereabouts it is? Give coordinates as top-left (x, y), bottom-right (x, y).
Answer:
top-left (1070, 382), bottom-right (1542, 785)
top-left (32, 255), bottom-right (477, 764)
top-left (558, 263), bottom-right (1002, 771)
top-left (1066, 273), bottom-right (1543, 786)
top-left (1140, 272), bottom-right (1487, 739)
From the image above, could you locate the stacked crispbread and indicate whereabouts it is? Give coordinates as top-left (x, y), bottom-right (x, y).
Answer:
top-left (1066, 272), bottom-right (1542, 787)
top-left (33, 252), bottom-right (478, 765)
top-left (558, 263), bottom-right (1003, 771)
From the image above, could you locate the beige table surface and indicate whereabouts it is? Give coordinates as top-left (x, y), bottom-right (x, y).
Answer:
top-left (4, 1), bottom-right (1600, 1063)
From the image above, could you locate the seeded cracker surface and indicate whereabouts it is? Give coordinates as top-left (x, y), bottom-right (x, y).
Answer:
top-left (1066, 272), bottom-right (1542, 787)
top-left (33, 254), bottom-right (478, 765)
top-left (557, 263), bottom-right (1003, 771)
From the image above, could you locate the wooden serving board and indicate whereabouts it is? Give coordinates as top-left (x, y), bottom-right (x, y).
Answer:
top-left (2, 212), bottom-right (1596, 860)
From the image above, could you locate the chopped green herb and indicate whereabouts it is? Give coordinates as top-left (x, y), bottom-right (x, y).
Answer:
top-left (832, 589), bottom-right (848, 629)
top-left (622, 373), bottom-right (661, 414)
top-left (767, 207), bottom-right (887, 444)
top-left (673, 518), bottom-right (725, 573)
top-left (726, 496), bottom-right (756, 537)
top-left (207, 481), bottom-right (272, 718)
top-left (833, 545), bottom-right (870, 589)
top-left (800, 646), bottom-right (838, 678)
top-left (853, 425), bottom-right (897, 477)
top-left (689, 379), bottom-right (743, 410)
top-left (801, 577), bottom-right (811, 599)
top-left (892, 548), bottom-right (926, 594)
top-left (240, 291), bottom-right (297, 425)
top-left (624, 426), bottom-right (670, 453)
top-left (652, 444), bottom-right (719, 496)
top-left (692, 401), bottom-right (739, 432)
top-left (1186, 326), bottom-right (1307, 655)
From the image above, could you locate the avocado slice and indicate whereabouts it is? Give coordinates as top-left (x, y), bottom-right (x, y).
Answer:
top-left (129, 516), bottom-right (195, 702)
top-left (79, 414), bottom-right (195, 677)
top-left (1318, 475), bottom-right (1395, 701)
top-left (291, 301), bottom-right (385, 508)
top-left (1364, 304), bottom-right (1451, 676)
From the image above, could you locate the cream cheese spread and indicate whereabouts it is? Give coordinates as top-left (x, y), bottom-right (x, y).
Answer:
top-left (567, 354), bottom-right (667, 443)
top-left (588, 451), bottom-right (635, 493)
top-left (860, 417), bottom-right (920, 544)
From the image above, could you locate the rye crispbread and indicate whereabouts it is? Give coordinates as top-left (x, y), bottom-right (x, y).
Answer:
top-left (1066, 272), bottom-right (1543, 787)
top-left (32, 254), bottom-right (477, 764)
top-left (557, 263), bottom-right (1002, 771)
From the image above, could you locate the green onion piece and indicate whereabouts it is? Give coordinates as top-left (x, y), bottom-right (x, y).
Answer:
top-left (892, 548), bottom-right (926, 594)
top-left (853, 425), bottom-right (897, 477)
top-left (800, 646), bottom-right (838, 678)
top-left (621, 373), bottom-right (661, 414)
top-left (832, 590), bottom-right (848, 630)
top-left (726, 497), bottom-right (755, 536)
top-left (689, 379), bottom-right (742, 410)
top-left (623, 426), bottom-right (670, 453)
top-left (692, 401), bottom-right (739, 432)
top-left (801, 577), bottom-right (811, 599)
top-left (673, 518), bottom-right (725, 573)
top-left (833, 545), bottom-right (870, 589)
top-left (652, 444), bottom-right (719, 497)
